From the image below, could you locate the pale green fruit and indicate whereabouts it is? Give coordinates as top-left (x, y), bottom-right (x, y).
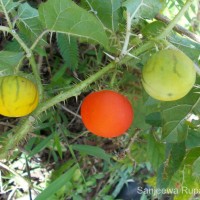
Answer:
top-left (142, 49), bottom-right (196, 101)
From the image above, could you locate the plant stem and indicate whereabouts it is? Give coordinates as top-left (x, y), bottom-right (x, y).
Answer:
top-left (29, 56), bottom-right (43, 100)
top-left (156, 0), bottom-right (195, 40)
top-left (30, 30), bottom-right (49, 50)
top-left (0, 161), bottom-right (31, 189)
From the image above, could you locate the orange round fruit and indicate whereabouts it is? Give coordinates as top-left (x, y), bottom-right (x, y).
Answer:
top-left (81, 90), bottom-right (134, 138)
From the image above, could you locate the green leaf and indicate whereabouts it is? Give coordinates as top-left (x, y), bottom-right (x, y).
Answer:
top-left (160, 89), bottom-right (200, 143)
top-left (169, 34), bottom-right (200, 61)
top-left (192, 157), bottom-right (200, 178)
top-left (39, 0), bottom-right (108, 48)
top-left (86, 0), bottom-right (121, 31)
top-left (28, 132), bottom-right (55, 157)
top-left (0, 51), bottom-right (23, 73)
top-left (17, 2), bottom-right (45, 46)
top-left (122, 0), bottom-right (164, 19)
top-left (71, 144), bottom-right (111, 163)
top-left (35, 165), bottom-right (77, 200)
top-left (184, 147), bottom-right (200, 165)
top-left (57, 33), bottom-right (79, 70)
top-left (185, 129), bottom-right (200, 149)
top-left (0, 0), bottom-right (19, 13)
top-left (147, 134), bottom-right (165, 170)
top-left (157, 142), bottom-right (186, 189)
top-left (145, 112), bottom-right (162, 127)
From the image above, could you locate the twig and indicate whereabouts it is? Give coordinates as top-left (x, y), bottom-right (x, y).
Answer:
top-left (156, 0), bottom-right (196, 40)
top-left (155, 13), bottom-right (200, 43)
top-left (0, 162), bottom-right (31, 190)
top-left (58, 103), bottom-right (81, 119)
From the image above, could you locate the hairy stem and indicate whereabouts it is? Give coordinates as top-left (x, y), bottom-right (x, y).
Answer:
top-left (156, 0), bottom-right (195, 40)
top-left (29, 56), bottom-right (43, 100)
top-left (120, 12), bottom-right (132, 57)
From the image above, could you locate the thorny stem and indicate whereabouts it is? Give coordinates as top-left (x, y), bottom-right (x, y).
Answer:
top-left (0, 0), bottom-right (196, 158)
top-left (156, 0), bottom-right (196, 40)
top-left (120, 12), bottom-right (132, 57)
top-left (30, 30), bottom-right (49, 50)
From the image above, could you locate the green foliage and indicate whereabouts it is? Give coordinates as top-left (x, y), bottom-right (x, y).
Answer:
top-left (39, 0), bottom-right (109, 47)
top-left (0, 0), bottom-right (200, 199)
top-left (0, 51), bottom-right (23, 73)
top-left (57, 33), bottom-right (79, 70)
top-left (0, 0), bottom-right (19, 13)
top-left (160, 89), bottom-right (200, 143)
top-left (85, 0), bottom-right (122, 31)
top-left (17, 2), bottom-right (44, 46)
top-left (123, 0), bottom-right (164, 19)
top-left (71, 144), bottom-right (111, 163)
top-left (35, 165), bottom-right (77, 200)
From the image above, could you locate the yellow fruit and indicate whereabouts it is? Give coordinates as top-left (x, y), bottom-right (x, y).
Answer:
top-left (142, 49), bottom-right (196, 101)
top-left (0, 75), bottom-right (39, 117)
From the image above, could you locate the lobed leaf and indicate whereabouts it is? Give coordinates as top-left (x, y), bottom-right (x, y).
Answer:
top-left (17, 3), bottom-right (45, 46)
top-left (160, 89), bottom-right (200, 143)
top-left (39, 0), bottom-right (108, 48)
top-left (122, 0), bottom-right (164, 19)
top-left (85, 0), bottom-right (121, 31)
top-left (57, 33), bottom-right (79, 70)
top-left (0, 51), bottom-right (23, 73)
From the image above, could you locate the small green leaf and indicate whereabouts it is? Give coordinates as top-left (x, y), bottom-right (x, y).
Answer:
top-left (184, 147), bottom-right (200, 165)
top-left (57, 33), bottom-right (78, 70)
top-left (147, 134), bottom-right (165, 170)
top-left (157, 142), bottom-right (186, 189)
top-left (28, 132), bottom-right (55, 157)
top-left (39, 0), bottom-right (108, 48)
top-left (35, 165), bottom-right (77, 200)
top-left (0, 51), bottom-right (23, 73)
top-left (71, 144), bottom-right (111, 163)
top-left (185, 129), bottom-right (200, 149)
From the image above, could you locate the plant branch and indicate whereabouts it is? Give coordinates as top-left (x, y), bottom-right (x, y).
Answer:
top-left (155, 13), bottom-right (200, 43)
top-left (29, 56), bottom-right (43, 100)
top-left (156, 0), bottom-right (195, 40)
top-left (0, 161), bottom-right (31, 189)
top-left (30, 30), bottom-right (49, 50)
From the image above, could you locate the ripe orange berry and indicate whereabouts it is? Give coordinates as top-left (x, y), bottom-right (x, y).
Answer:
top-left (81, 90), bottom-right (134, 138)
